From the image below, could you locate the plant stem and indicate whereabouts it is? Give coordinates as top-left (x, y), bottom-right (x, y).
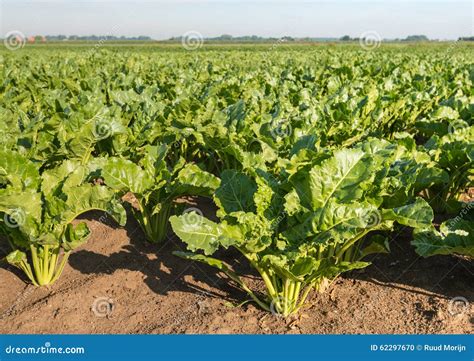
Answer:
top-left (283, 279), bottom-right (289, 315)
top-left (296, 284), bottom-right (314, 311)
top-left (335, 231), bottom-right (369, 260)
top-left (30, 244), bottom-right (43, 285)
top-left (50, 252), bottom-right (70, 285)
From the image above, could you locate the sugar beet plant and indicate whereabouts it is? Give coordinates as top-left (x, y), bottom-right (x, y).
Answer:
top-left (171, 143), bottom-right (433, 316)
top-left (0, 150), bottom-right (126, 286)
top-left (101, 144), bottom-right (219, 243)
top-left (417, 124), bottom-right (473, 214)
top-left (413, 217), bottom-right (474, 259)
top-left (0, 45), bottom-right (472, 299)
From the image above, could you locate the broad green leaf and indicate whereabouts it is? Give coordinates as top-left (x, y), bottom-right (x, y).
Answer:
top-left (283, 201), bottom-right (377, 244)
top-left (382, 198), bottom-right (433, 229)
top-left (138, 144), bottom-right (168, 178)
top-left (58, 184), bottom-right (126, 226)
top-left (0, 150), bottom-right (40, 191)
top-left (292, 149), bottom-right (373, 210)
top-left (170, 163), bottom-right (220, 197)
top-left (41, 160), bottom-right (86, 195)
top-left (412, 219), bottom-right (473, 258)
top-left (102, 157), bottom-right (154, 194)
top-left (415, 167), bottom-right (449, 191)
top-left (359, 235), bottom-right (390, 258)
top-left (262, 255), bottom-right (303, 282)
top-left (0, 191), bottom-right (42, 236)
top-left (170, 214), bottom-right (221, 255)
top-left (430, 106), bottom-right (459, 121)
top-left (215, 170), bottom-right (257, 214)
top-left (308, 260), bottom-right (370, 284)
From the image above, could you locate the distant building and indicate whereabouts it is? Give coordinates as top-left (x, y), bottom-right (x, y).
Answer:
top-left (27, 36), bottom-right (47, 43)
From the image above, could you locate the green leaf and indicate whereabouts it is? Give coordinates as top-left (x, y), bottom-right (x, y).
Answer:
top-left (412, 219), bottom-right (474, 258)
top-left (382, 198), bottom-right (433, 229)
top-left (170, 163), bottom-right (220, 197)
top-left (41, 160), bottom-right (86, 195)
top-left (291, 257), bottom-right (321, 278)
top-left (57, 184), bottom-right (127, 226)
top-left (6, 250), bottom-right (28, 266)
top-left (170, 214), bottom-right (221, 255)
top-left (430, 106), bottom-right (459, 121)
top-left (102, 157), bottom-right (154, 195)
top-left (309, 260), bottom-right (370, 283)
top-left (359, 235), bottom-right (390, 258)
top-left (0, 191), bottom-right (42, 236)
top-left (62, 222), bottom-right (91, 251)
top-left (0, 150), bottom-right (40, 191)
top-left (215, 170), bottom-right (257, 214)
top-left (138, 144), bottom-right (168, 178)
top-left (262, 255), bottom-right (303, 282)
top-left (60, 120), bottom-right (98, 162)
top-left (292, 149), bottom-right (373, 210)
top-left (284, 201), bottom-right (377, 244)
top-left (415, 167), bottom-right (450, 191)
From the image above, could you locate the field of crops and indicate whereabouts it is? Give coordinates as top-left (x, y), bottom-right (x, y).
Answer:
top-left (0, 43), bottom-right (472, 334)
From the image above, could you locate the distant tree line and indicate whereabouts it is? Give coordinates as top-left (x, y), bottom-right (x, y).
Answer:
top-left (45, 35), bottom-right (152, 41)
top-left (21, 34), bottom-right (473, 43)
top-left (340, 34), bottom-right (430, 42)
top-left (167, 35), bottom-right (299, 42)
top-left (167, 35), bottom-right (342, 42)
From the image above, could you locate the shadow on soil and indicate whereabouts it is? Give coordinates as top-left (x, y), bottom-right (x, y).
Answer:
top-left (69, 202), bottom-right (256, 305)
top-left (349, 226), bottom-right (474, 302)
top-left (71, 202), bottom-right (474, 305)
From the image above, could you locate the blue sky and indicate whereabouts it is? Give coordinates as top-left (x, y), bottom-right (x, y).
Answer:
top-left (1, 0), bottom-right (472, 40)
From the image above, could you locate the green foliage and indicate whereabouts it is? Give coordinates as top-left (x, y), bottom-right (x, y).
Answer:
top-left (0, 150), bottom-right (126, 286)
top-left (417, 126), bottom-right (474, 213)
top-left (101, 145), bottom-right (219, 243)
top-left (0, 43), bottom-right (472, 310)
top-left (412, 206), bottom-right (474, 258)
top-left (171, 143), bottom-right (434, 316)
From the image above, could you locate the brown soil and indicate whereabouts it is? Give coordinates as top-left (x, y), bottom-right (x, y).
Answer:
top-left (0, 198), bottom-right (472, 334)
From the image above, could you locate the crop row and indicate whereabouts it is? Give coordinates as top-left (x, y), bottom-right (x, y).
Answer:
top-left (0, 46), bottom-right (472, 316)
